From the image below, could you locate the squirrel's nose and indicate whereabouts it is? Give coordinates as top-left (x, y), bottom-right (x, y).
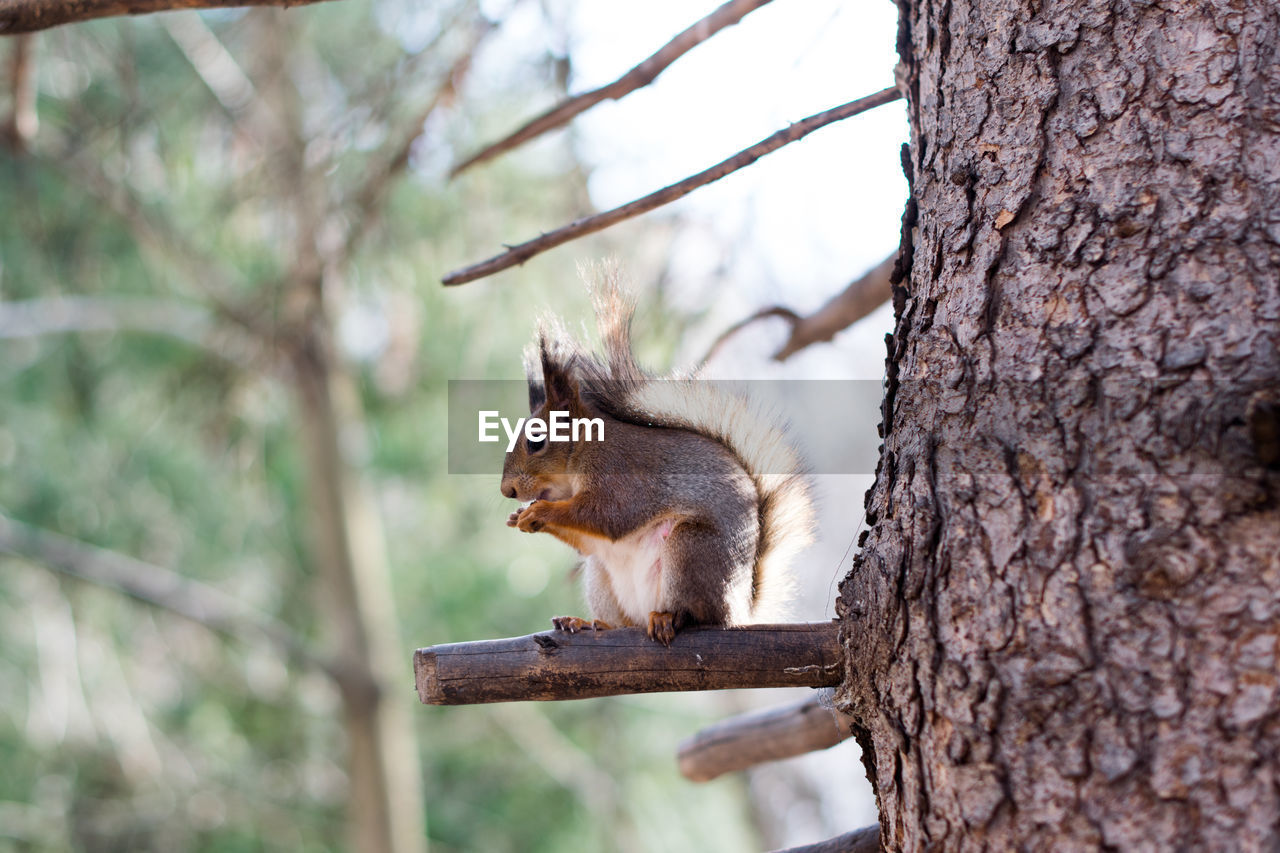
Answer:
top-left (500, 481), bottom-right (516, 499)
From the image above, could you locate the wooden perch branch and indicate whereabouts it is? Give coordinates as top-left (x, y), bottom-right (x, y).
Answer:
top-left (0, 0), bottom-right (341, 35)
top-left (449, 0), bottom-right (775, 178)
top-left (441, 86), bottom-right (902, 286)
top-left (416, 621), bottom-right (842, 705)
top-left (703, 254), bottom-right (895, 365)
top-left (677, 693), bottom-right (856, 782)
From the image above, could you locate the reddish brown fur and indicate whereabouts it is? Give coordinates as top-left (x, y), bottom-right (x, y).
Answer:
top-left (501, 277), bottom-right (812, 644)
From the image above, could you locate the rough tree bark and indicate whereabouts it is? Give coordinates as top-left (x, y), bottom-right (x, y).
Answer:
top-left (837, 1), bottom-right (1280, 850)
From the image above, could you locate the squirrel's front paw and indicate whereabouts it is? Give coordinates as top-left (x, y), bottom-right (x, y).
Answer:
top-left (506, 508), bottom-right (524, 527)
top-left (515, 502), bottom-right (546, 533)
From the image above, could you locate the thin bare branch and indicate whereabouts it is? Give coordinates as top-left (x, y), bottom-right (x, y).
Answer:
top-left (449, 0), bottom-right (776, 178)
top-left (416, 622), bottom-right (843, 705)
top-left (488, 704), bottom-right (621, 819)
top-left (163, 13), bottom-right (257, 115)
top-left (0, 295), bottom-right (264, 366)
top-left (2, 34), bottom-right (36, 152)
top-left (0, 511), bottom-right (342, 682)
top-left (702, 253), bottom-right (896, 365)
top-left (160, 11), bottom-right (283, 147)
top-left (340, 16), bottom-right (495, 261)
top-left (441, 86), bottom-right (902, 286)
top-left (702, 306), bottom-right (800, 362)
top-left (30, 149), bottom-right (276, 344)
top-left (677, 693), bottom-right (856, 782)
top-left (312, 0), bottom-right (476, 158)
top-left (0, 0), bottom-right (342, 36)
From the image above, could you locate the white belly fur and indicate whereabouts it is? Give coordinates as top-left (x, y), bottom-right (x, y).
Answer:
top-left (581, 519), bottom-right (673, 624)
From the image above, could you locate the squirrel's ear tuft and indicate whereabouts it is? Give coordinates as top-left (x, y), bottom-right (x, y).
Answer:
top-left (527, 377), bottom-right (546, 413)
top-left (523, 343), bottom-right (546, 412)
top-left (540, 335), bottom-right (581, 412)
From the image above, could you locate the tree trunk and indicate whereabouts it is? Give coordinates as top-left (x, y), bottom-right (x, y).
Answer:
top-left (256, 11), bottom-right (426, 850)
top-left (293, 328), bottom-right (427, 853)
top-left (837, 1), bottom-right (1280, 850)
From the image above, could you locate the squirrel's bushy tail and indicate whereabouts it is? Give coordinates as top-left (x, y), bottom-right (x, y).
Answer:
top-left (562, 263), bottom-right (814, 620)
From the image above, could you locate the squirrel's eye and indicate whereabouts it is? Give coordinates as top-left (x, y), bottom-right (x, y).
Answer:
top-left (527, 436), bottom-right (546, 453)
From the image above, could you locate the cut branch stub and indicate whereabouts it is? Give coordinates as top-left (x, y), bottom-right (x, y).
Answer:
top-left (415, 621), bottom-right (842, 705)
top-left (677, 692), bottom-right (856, 782)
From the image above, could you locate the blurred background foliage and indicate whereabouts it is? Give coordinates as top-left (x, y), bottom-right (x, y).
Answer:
top-left (0, 2), bottom-right (764, 850)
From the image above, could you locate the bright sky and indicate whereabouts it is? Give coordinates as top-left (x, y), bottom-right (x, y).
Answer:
top-left (564, 0), bottom-right (908, 377)
top-left (466, 0), bottom-right (907, 377)
top-left (569, 1), bottom-right (904, 275)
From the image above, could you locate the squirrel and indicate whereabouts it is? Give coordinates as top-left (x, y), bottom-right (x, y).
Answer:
top-left (501, 271), bottom-right (814, 645)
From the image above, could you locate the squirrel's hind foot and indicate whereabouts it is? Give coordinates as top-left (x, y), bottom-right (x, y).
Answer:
top-left (551, 616), bottom-right (612, 634)
top-left (647, 611), bottom-right (678, 646)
